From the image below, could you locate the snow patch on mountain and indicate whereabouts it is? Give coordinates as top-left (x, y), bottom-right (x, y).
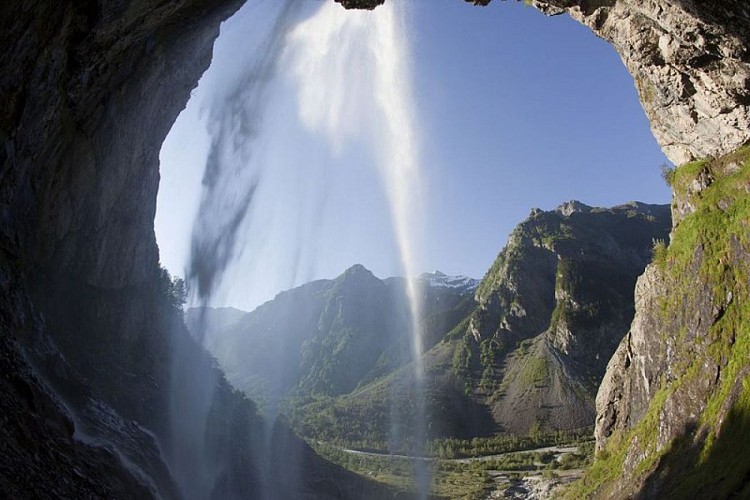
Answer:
top-left (419, 271), bottom-right (478, 293)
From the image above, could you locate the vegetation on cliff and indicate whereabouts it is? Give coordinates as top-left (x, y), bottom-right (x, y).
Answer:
top-left (569, 145), bottom-right (750, 498)
top-left (453, 202), bottom-right (671, 437)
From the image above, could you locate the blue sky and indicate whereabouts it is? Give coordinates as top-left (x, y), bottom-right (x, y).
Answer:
top-left (156, 0), bottom-right (670, 311)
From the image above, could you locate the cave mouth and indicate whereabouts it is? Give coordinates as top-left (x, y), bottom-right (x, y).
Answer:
top-left (155, 0), bottom-right (669, 314)
top-left (153, 1), bottom-right (671, 494)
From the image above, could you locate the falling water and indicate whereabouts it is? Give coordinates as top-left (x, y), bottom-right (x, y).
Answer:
top-left (180, 0), bottom-right (429, 497)
top-left (188, 0), bottom-right (303, 301)
top-left (285, 2), bottom-right (429, 495)
top-left (171, 1), bottom-right (304, 498)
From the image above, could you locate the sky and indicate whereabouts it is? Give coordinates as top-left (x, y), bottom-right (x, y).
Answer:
top-left (155, 0), bottom-right (670, 312)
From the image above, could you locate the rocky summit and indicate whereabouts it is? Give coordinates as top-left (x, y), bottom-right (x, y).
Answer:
top-left (459, 201), bottom-right (671, 436)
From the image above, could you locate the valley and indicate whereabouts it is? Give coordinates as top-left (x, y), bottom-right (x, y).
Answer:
top-left (188, 200), bottom-right (670, 497)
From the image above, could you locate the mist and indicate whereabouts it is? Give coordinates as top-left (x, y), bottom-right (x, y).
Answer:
top-left (173, 0), bottom-right (430, 496)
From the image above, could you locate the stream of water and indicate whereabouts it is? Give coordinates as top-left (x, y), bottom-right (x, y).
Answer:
top-left (178, 1), bottom-right (429, 497)
top-left (285, 2), bottom-right (428, 495)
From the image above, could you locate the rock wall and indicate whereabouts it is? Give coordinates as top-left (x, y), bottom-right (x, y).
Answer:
top-left (0, 0), bottom-right (246, 494)
top-left (528, 0), bottom-right (750, 165)
top-left (1, 0), bottom-right (245, 287)
top-left (0, 1), bottom-right (391, 497)
top-left (338, 0), bottom-right (750, 165)
top-left (580, 146), bottom-right (750, 499)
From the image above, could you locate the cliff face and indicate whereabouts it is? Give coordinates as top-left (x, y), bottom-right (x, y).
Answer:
top-left (0, 0), bottom-right (244, 495)
top-left (580, 147), bottom-right (750, 498)
top-left (1, 0), bottom-right (243, 287)
top-left (0, 1), bottom-right (389, 497)
top-left (461, 202), bottom-right (671, 436)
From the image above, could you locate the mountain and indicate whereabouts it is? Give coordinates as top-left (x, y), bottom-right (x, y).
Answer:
top-left (305, 201), bottom-right (672, 444)
top-left (187, 266), bottom-right (478, 410)
top-left (184, 306), bottom-right (246, 342)
top-left (192, 201), bottom-right (671, 447)
top-left (455, 201), bottom-right (673, 435)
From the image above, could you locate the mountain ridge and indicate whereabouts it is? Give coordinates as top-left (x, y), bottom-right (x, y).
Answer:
top-left (191, 201), bottom-right (671, 448)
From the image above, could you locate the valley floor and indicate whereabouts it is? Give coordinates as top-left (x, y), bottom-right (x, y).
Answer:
top-left (313, 439), bottom-right (593, 499)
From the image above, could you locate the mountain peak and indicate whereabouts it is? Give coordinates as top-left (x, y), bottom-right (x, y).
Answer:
top-left (337, 264), bottom-right (380, 286)
top-left (343, 263), bottom-right (374, 276)
top-left (420, 270), bottom-right (446, 278)
top-left (420, 272), bottom-right (478, 293)
top-left (555, 200), bottom-right (592, 216)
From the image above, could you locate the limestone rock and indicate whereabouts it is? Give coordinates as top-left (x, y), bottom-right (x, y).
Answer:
top-left (465, 202), bottom-right (671, 436)
top-left (526, 0), bottom-right (750, 164)
top-left (354, 0), bottom-right (750, 165)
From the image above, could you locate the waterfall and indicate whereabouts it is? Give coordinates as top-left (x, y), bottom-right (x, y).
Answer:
top-left (285, 2), bottom-right (429, 495)
top-left (171, 1), bottom-right (303, 498)
top-left (188, 0), bottom-right (303, 302)
top-left (178, 0), bottom-right (429, 497)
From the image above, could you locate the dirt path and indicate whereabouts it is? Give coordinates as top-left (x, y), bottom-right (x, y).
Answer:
top-left (334, 442), bottom-right (587, 464)
top-left (327, 441), bottom-right (590, 499)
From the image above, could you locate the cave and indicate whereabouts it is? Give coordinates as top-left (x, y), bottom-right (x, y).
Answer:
top-left (1, 0), bottom-right (749, 498)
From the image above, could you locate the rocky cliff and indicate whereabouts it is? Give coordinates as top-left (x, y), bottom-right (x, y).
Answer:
top-left (573, 146), bottom-right (750, 498)
top-left (456, 201), bottom-right (671, 436)
top-left (0, 0), bottom-right (243, 495)
top-left (0, 1), bottom-right (390, 497)
top-left (338, 0), bottom-right (750, 165)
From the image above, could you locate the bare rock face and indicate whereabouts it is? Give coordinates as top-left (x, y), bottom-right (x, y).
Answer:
top-left (0, 0), bottom-right (244, 495)
top-left (523, 0), bottom-right (750, 165)
top-left (345, 0), bottom-right (750, 164)
top-left (594, 264), bottom-right (670, 450)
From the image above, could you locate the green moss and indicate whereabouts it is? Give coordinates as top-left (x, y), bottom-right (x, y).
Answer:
top-left (564, 145), bottom-right (750, 498)
top-left (563, 431), bottom-right (628, 499)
